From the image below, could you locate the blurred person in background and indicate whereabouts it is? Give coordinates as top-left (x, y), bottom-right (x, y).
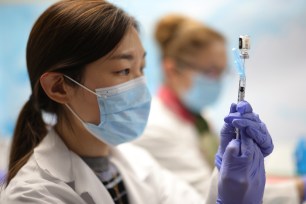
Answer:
top-left (133, 14), bottom-right (306, 204)
top-left (134, 13), bottom-right (225, 194)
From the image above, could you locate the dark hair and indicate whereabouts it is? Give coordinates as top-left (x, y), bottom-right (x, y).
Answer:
top-left (155, 14), bottom-right (225, 59)
top-left (6, 0), bottom-right (137, 185)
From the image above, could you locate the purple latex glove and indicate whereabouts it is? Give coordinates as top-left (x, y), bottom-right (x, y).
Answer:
top-left (217, 133), bottom-right (265, 204)
top-left (0, 169), bottom-right (5, 181)
top-left (215, 101), bottom-right (274, 204)
top-left (215, 103), bottom-right (237, 170)
top-left (215, 101), bottom-right (274, 170)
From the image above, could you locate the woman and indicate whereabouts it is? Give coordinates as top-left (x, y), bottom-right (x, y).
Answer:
top-left (133, 16), bottom-right (226, 195)
top-left (133, 14), bottom-right (304, 203)
top-left (0, 1), bottom-right (271, 203)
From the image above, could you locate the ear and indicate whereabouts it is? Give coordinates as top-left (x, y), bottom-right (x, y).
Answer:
top-left (162, 57), bottom-right (179, 79)
top-left (40, 72), bottom-right (72, 104)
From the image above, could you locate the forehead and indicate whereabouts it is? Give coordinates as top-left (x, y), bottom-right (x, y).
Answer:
top-left (108, 27), bottom-right (145, 58)
top-left (192, 42), bottom-right (226, 64)
top-left (84, 27), bottom-right (145, 69)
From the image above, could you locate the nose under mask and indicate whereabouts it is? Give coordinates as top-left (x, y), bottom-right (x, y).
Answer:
top-left (180, 74), bottom-right (222, 113)
top-left (64, 75), bottom-right (152, 146)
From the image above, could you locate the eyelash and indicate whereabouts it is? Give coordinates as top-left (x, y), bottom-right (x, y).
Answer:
top-left (115, 65), bottom-right (146, 76)
top-left (116, 69), bottom-right (130, 76)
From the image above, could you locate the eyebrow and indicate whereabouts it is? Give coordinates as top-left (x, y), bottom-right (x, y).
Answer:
top-left (110, 51), bottom-right (147, 60)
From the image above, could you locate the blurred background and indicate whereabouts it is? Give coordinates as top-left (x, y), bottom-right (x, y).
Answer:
top-left (0, 0), bottom-right (305, 177)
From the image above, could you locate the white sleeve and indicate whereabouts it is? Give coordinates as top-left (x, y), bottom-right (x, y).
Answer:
top-left (153, 165), bottom-right (206, 204)
top-left (203, 168), bottom-right (218, 204)
top-left (133, 119), bottom-right (212, 196)
top-left (119, 143), bottom-right (215, 204)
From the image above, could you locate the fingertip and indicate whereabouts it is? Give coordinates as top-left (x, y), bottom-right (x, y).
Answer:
top-left (225, 139), bottom-right (240, 156)
top-left (232, 119), bottom-right (247, 128)
top-left (224, 115), bottom-right (232, 124)
top-left (230, 103), bottom-right (237, 113)
top-left (224, 112), bottom-right (241, 124)
top-left (237, 100), bottom-right (253, 114)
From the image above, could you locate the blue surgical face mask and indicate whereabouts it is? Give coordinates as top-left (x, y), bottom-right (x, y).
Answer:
top-left (64, 76), bottom-right (151, 146)
top-left (180, 74), bottom-right (222, 113)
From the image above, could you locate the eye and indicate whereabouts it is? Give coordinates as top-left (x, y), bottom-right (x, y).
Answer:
top-left (116, 69), bottom-right (130, 76)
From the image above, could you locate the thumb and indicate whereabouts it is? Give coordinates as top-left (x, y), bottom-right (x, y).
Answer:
top-left (223, 139), bottom-right (241, 159)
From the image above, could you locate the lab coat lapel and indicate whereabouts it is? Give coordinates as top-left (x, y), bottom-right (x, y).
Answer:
top-left (34, 129), bottom-right (115, 204)
top-left (71, 152), bottom-right (115, 204)
top-left (34, 128), bottom-right (73, 183)
top-left (110, 145), bottom-right (158, 204)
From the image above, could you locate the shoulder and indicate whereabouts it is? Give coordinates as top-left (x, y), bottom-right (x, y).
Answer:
top-left (2, 178), bottom-right (74, 204)
top-left (1, 145), bottom-right (82, 204)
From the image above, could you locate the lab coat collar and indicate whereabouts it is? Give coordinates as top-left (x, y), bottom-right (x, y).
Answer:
top-left (33, 128), bottom-right (151, 203)
top-left (34, 128), bottom-right (73, 183)
top-left (158, 85), bottom-right (196, 123)
top-left (34, 128), bottom-right (114, 203)
top-left (110, 145), bottom-right (149, 181)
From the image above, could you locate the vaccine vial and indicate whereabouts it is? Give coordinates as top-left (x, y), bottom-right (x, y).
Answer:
top-left (239, 35), bottom-right (250, 59)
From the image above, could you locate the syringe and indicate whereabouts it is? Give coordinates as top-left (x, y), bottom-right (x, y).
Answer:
top-left (232, 35), bottom-right (250, 139)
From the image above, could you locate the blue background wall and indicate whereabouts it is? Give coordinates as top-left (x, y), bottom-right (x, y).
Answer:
top-left (1, 0), bottom-right (306, 175)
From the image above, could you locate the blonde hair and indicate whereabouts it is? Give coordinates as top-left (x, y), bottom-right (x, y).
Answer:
top-left (155, 14), bottom-right (225, 60)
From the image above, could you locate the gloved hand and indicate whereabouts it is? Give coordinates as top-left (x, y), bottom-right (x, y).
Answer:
top-left (216, 134), bottom-right (265, 204)
top-left (215, 101), bottom-right (274, 204)
top-left (215, 103), bottom-right (237, 170)
top-left (215, 101), bottom-right (273, 170)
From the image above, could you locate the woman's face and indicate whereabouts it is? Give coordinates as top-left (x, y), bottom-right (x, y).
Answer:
top-left (68, 27), bottom-right (146, 125)
top-left (175, 41), bottom-right (227, 93)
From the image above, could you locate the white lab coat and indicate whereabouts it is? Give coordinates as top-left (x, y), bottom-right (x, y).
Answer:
top-left (133, 97), bottom-right (301, 204)
top-left (133, 97), bottom-right (213, 196)
top-left (1, 128), bottom-right (209, 204)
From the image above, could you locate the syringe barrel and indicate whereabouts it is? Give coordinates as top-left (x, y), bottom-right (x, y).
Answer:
top-left (237, 77), bottom-right (246, 102)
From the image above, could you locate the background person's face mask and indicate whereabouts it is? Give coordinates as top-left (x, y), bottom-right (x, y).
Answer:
top-left (180, 74), bottom-right (222, 113)
top-left (65, 76), bottom-right (152, 146)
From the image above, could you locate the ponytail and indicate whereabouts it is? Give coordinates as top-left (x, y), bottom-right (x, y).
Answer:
top-left (4, 0), bottom-right (137, 187)
top-left (6, 96), bottom-right (47, 185)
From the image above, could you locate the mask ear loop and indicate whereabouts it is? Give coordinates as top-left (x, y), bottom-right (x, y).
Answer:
top-left (64, 103), bottom-right (85, 124)
top-left (63, 75), bottom-right (99, 124)
top-left (63, 75), bottom-right (98, 96)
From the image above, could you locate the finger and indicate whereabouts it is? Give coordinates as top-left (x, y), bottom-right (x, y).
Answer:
top-left (215, 154), bottom-right (222, 171)
top-left (234, 119), bottom-right (274, 157)
top-left (230, 103), bottom-right (237, 113)
top-left (240, 128), bottom-right (255, 158)
top-left (246, 127), bottom-right (274, 157)
top-left (232, 118), bottom-right (263, 130)
top-left (237, 100), bottom-right (253, 114)
top-left (220, 122), bottom-right (236, 136)
top-left (220, 123), bottom-right (236, 155)
top-left (224, 139), bottom-right (241, 158)
top-left (225, 113), bottom-right (260, 124)
top-left (224, 103), bottom-right (238, 124)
